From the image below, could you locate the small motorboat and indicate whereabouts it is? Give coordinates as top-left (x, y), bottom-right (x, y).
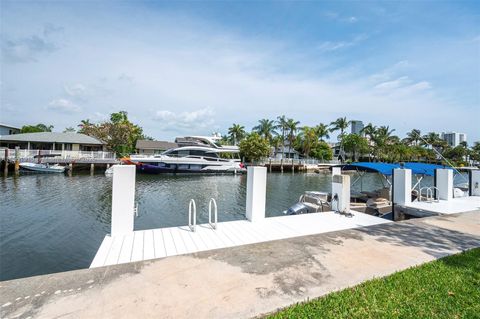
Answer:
top-left (19, 162), bottom-right (66, 173)
top-left (286, 189), bottom-right (393, 219)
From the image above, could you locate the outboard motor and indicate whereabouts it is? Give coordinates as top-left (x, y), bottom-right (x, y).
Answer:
top-left (286, 202), bottom-right (310, 215)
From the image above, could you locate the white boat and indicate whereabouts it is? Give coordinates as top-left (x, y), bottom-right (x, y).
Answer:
top-left (124, 136), bottom-right (245, 174)
top-left (19, 162), bottom-right (66, 173)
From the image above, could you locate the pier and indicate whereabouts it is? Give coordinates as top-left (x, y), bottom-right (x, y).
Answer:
top-left (1, 210), bottom-right (478, 319)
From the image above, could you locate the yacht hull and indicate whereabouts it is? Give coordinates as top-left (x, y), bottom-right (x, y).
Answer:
top-left (136, 163), bottom-right (245, 174)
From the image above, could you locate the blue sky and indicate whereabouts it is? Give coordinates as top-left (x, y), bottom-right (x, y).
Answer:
top-left (1, 1), bottom-right (479, 142)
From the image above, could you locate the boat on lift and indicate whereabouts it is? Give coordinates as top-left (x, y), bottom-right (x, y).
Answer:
top-left (19, 154), bottom-right (66, 173)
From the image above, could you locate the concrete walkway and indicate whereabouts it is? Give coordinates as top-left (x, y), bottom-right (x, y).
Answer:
top-left (1, 210), bottom-right (479, 319)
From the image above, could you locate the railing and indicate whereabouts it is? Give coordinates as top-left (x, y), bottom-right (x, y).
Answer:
top-left (188, 199), bottom-right (197, 232)
top-left (419, 186), bottom-right (440, 203)
top-left (260, 158), bottom-right (340, 166)
top-left (208, 198), bottom-right (218, 230)
top-left (0, 149), bottom-right (116, 161)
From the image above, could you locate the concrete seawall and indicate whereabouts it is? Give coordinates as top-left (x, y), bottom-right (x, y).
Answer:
top-left (1, 210), bottom-right (479, 319)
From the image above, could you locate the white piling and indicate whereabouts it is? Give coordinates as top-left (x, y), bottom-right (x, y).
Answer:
top-left (331, 174), bottom-right (350, 213)
top-left (470, 170), bottom-right (480, 196)
top-left (393, 168), bottom-right (411, 205)
top-left (246, 166), bottom-right (267, 223)
top-left (331, 166), bottom-right (341, 176)
top-left (436, 168), bottom-right (453, 200)
top-left (111, 165), bottom-right (136, 236)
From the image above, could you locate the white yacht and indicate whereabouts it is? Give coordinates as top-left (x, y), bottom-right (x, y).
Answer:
top-left (124, 136), bottom-right (245, 174)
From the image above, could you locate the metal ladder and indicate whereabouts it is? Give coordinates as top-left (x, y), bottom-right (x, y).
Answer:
top-left (188, 198), bottom-right (218, 232)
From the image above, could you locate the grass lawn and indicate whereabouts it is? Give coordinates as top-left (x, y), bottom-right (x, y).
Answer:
top-left (267, 248), bottom-right (480, 319)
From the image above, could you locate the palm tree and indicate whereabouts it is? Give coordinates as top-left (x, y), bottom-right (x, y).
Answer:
top-left (421, 132), bottom-right (440, 149)
top-left (228, 124), bottom-right (246, 146)
top-left (373, 126), bottom-right (396, 161)
top-left (286, 118), bottom-right (300, 154)
top-left (78, 119), bottom-right (92, 129)
top-left (405, 129), bottom-right (421, 146)
top-left (315, 123), bottom-right (330, 142)
top-left (252, 119), bottom-right (276, 142)
top-left (329, 117), bottom-right (349, 139)
top-left (276, 115), bottom-right (289, 159)
top-left (298, 126), bottom-right (317, 158)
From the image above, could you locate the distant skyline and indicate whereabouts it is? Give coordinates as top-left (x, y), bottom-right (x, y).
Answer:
top-left (1, 1), bottom-right (479, 142)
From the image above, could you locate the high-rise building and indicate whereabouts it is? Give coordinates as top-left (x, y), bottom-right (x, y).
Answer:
top-left (441, 132), bottom-right (467, 147)
top-left (350, 120), bottom-right (364, 135)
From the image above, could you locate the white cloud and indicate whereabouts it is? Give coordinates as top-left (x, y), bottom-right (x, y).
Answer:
top-left (318, 34), bottom-right (368, 52)
top-left (153, 108), bottom-right (215, 131)
top-left (64, 84), bottom-right (87, 99)
top-left (374, 76), bottom-right (432, 94)
top-left (47, 98), bottom-right (81, 113)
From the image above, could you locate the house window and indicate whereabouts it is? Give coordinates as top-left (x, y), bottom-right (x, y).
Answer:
top-left (64, 144), bottom-right (72, 151)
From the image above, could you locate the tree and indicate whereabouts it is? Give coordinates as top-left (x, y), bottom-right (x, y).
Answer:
top-left (421, 132), bottom-right (441, 149)
top-left (405, 129), bottom-right (421, 146)
top-left (286, 118), bottom-right (300, 151)
top-left (276, 115), bottom-right (288, 159)
top-left (315, 123), bottom-right (330, 142)
top-left (310, 141), bottom-right (333, 161)
top-left (227, 124), bottom-right (246, 146)
top-left (342, 134), bottom-right (369, 162)
top-left (298, 126), bottom-right (317, 158)
top-left (20, 124), bottom-right (54, 133)
top-left (63, 127), bottom-right (76, 133)
top-left (329, 117), bottom-right (349, 139)
top-left (239, 133), bottom-right (271, 162)
top-left (79, 111), bottom-right (148, 156)
top-left (252, 119), bottom-right (276, 142)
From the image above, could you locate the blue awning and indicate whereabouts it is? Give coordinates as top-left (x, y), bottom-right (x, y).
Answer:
top-left (403, 162), bottom-right (451, 176)
top-left (338, 162), bottom-right (400, 176)
top-left (337, 162), bottom-right (451, 176)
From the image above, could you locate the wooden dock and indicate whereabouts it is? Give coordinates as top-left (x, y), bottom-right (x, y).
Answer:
top-left (91, 211), bottom-right (390, 268)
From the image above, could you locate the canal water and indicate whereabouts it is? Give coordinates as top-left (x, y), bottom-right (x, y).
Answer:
top-left (0, 171), bottom-right (396, 281)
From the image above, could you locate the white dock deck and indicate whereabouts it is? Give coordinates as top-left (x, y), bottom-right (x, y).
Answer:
top-left (91, 211), bottom-right (390, 268)
top-left (405, 196), bottom-right (480, 215)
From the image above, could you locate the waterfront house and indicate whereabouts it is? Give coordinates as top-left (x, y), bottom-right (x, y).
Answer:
top-left (273, 146), bottom-right (300, 159)
top-left (0, 132), bottom-right (116, 161)
top-left (0, 124), bottom-right (21, 135)
top-left (135, 140), bottom-right (178, 155)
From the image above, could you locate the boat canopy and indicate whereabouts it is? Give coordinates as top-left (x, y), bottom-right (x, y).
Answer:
top-left (337, 162), bottom-right (451, 176)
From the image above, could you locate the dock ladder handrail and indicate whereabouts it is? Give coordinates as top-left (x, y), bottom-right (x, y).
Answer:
top-left (188, 199), bottom-right (196, 232)
top-left (208, 198), bottom-right (218, 230)
top-left (419, 186), bottom-right (432, 202)
top-left (429, 186), bottom-right (440, 202)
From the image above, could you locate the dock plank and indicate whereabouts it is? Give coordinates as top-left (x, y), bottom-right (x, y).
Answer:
top-left (153, 229), bottom-right (167, 259)
top-left (105, 236), bottom-right (124, 266)
top-left (131, 231), bottom-right (144, 262)
top-left (118, 233), bottom-right (135, 264)
top-left (90, 236), bottom-right (113, 268)
top-left (143, 230), bottom-right (155, 261)
top-left (162, 228), bottom-right (178, 256)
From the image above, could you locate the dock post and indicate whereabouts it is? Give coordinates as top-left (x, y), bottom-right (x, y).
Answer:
top-left (14, 147), bottom-right (19, 174)
top-left (111, 165), bottom-right (136, 236)
top-left (246, 166), bottom-right (267, 223)
top-left (90, 163), bottom-right (95, 174)
top-left (331, 174), bottom-right (350, 213)
top-left (332, 166), bottom-right (341, 176)
top-left (435, 168), bottom-right (453, 200)
top-left (68, 163), bottom-right (73, 175)
top-left (280, 159), bottom-right (283, 173)
top-left (469, 170), bottom-right (480, 196)
top-left (3, 149), bottom-right (8, 176)
top-left (393, 168), bottom-right (411, 220)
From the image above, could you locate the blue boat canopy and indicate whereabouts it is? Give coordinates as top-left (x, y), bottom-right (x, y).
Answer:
top-left (337, 162), bottom-right (451, 176)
